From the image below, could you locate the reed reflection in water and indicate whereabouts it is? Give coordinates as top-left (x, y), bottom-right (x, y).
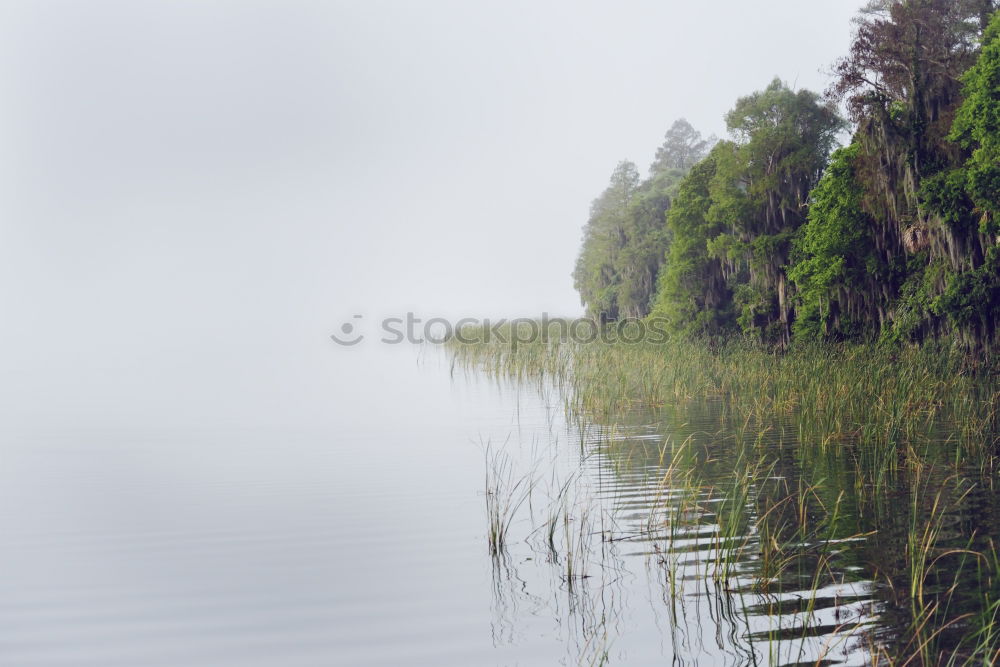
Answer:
top-left (469, 362), bottom-right (1000, 666)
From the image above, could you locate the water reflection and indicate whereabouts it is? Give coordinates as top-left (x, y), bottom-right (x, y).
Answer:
top-left (5, 345), bottom-right (991, 665)
top-left (473, 368), bottom-right (1000, 665)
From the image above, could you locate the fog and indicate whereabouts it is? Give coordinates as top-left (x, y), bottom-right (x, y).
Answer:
top-left (0, 1), bottom-right (866, 432)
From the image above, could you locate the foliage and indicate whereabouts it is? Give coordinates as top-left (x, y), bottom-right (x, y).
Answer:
top-left (951, 9), bottom-right (1000, 231)
top-left (573, 160), bottom-right (640, 321)
top-left (649, 118), bottom-right (714, 174)
top-left (650, 146), bottom-right (736, 337)
top-left (573, 121), bottom-right (711, 321)
top-left (653, 80), bottom-right (843, 345)
top-left (573, 2), bottom-right (1000, 353)
top-left (789, 144), bottom-right (897, 341)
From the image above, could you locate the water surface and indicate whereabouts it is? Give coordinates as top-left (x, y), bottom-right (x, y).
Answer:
top-left (1, 345), bottom-right (995, 665)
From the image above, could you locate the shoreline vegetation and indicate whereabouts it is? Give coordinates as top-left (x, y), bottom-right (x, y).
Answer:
top-left (448, 325), bottom-right (1000, 664)
top-left (573, 4), bottom-right (1000, 354)
top-left (449, 323), bottom-right (999, 459)
top-left (453, 4), bottom-right (1000, 662)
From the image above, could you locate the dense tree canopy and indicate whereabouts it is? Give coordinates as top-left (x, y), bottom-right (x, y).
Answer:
top-left (814, 0), bottom-right (1000, 349)
top-left (573, 120), bottom-right (711, 321)
top-left (788, 144), bottom-right (898, 341)
top-left (707, 80), bottom-right (844, 345)
top-left (650, 145), bottom-right (735, 338)
top-left (573, 1), bottom-right (1000, 353)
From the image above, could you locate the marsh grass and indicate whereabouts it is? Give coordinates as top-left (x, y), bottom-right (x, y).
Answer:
top-left (484, 442), bottom-right (536, 557)
top-left (450, 329), bottom-right (999, 461)
top-left (461, 328), bottom-right (1000, 664)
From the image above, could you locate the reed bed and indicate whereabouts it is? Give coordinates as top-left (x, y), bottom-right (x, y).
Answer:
top-left (457, 324), bottom-right (1000, 664)
top-left (451, 327), bottom-right (999, 465)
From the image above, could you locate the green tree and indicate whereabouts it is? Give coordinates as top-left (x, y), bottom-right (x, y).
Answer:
top-left (615, 182), bottom-right (673, 319)
top-left (650, 119), bottom-right (713, 174)
top-left (574, 161), bottom-right (640, 321)
top-left (789, 144), bottom-right (900, 341)
top-left (574, 121), bottom-right (711, 321)
top-left (650, 145), bottom-right (736, 337)
top-left (827, 0), bottom-right (998, 347)
top-left (706, 79), bottom-right (844, 345)
top-left (950, 9), bottom-right (1000, 231)
top-left (929, 10), bottom-right (1000, 345)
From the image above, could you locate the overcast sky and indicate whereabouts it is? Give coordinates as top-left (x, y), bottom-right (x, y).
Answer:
top-left (0, 1), bottom-right (867, 431)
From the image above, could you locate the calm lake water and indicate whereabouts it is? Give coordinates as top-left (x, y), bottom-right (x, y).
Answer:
top-left (0, 344), bottom-right (994, 665)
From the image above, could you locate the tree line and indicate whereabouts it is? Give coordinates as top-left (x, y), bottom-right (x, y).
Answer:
top-left (573, 1), bottom-right (1000, 351)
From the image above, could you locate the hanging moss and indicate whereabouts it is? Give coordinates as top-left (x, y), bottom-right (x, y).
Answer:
top-left (626, 4), bottom-right (1000, 354)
